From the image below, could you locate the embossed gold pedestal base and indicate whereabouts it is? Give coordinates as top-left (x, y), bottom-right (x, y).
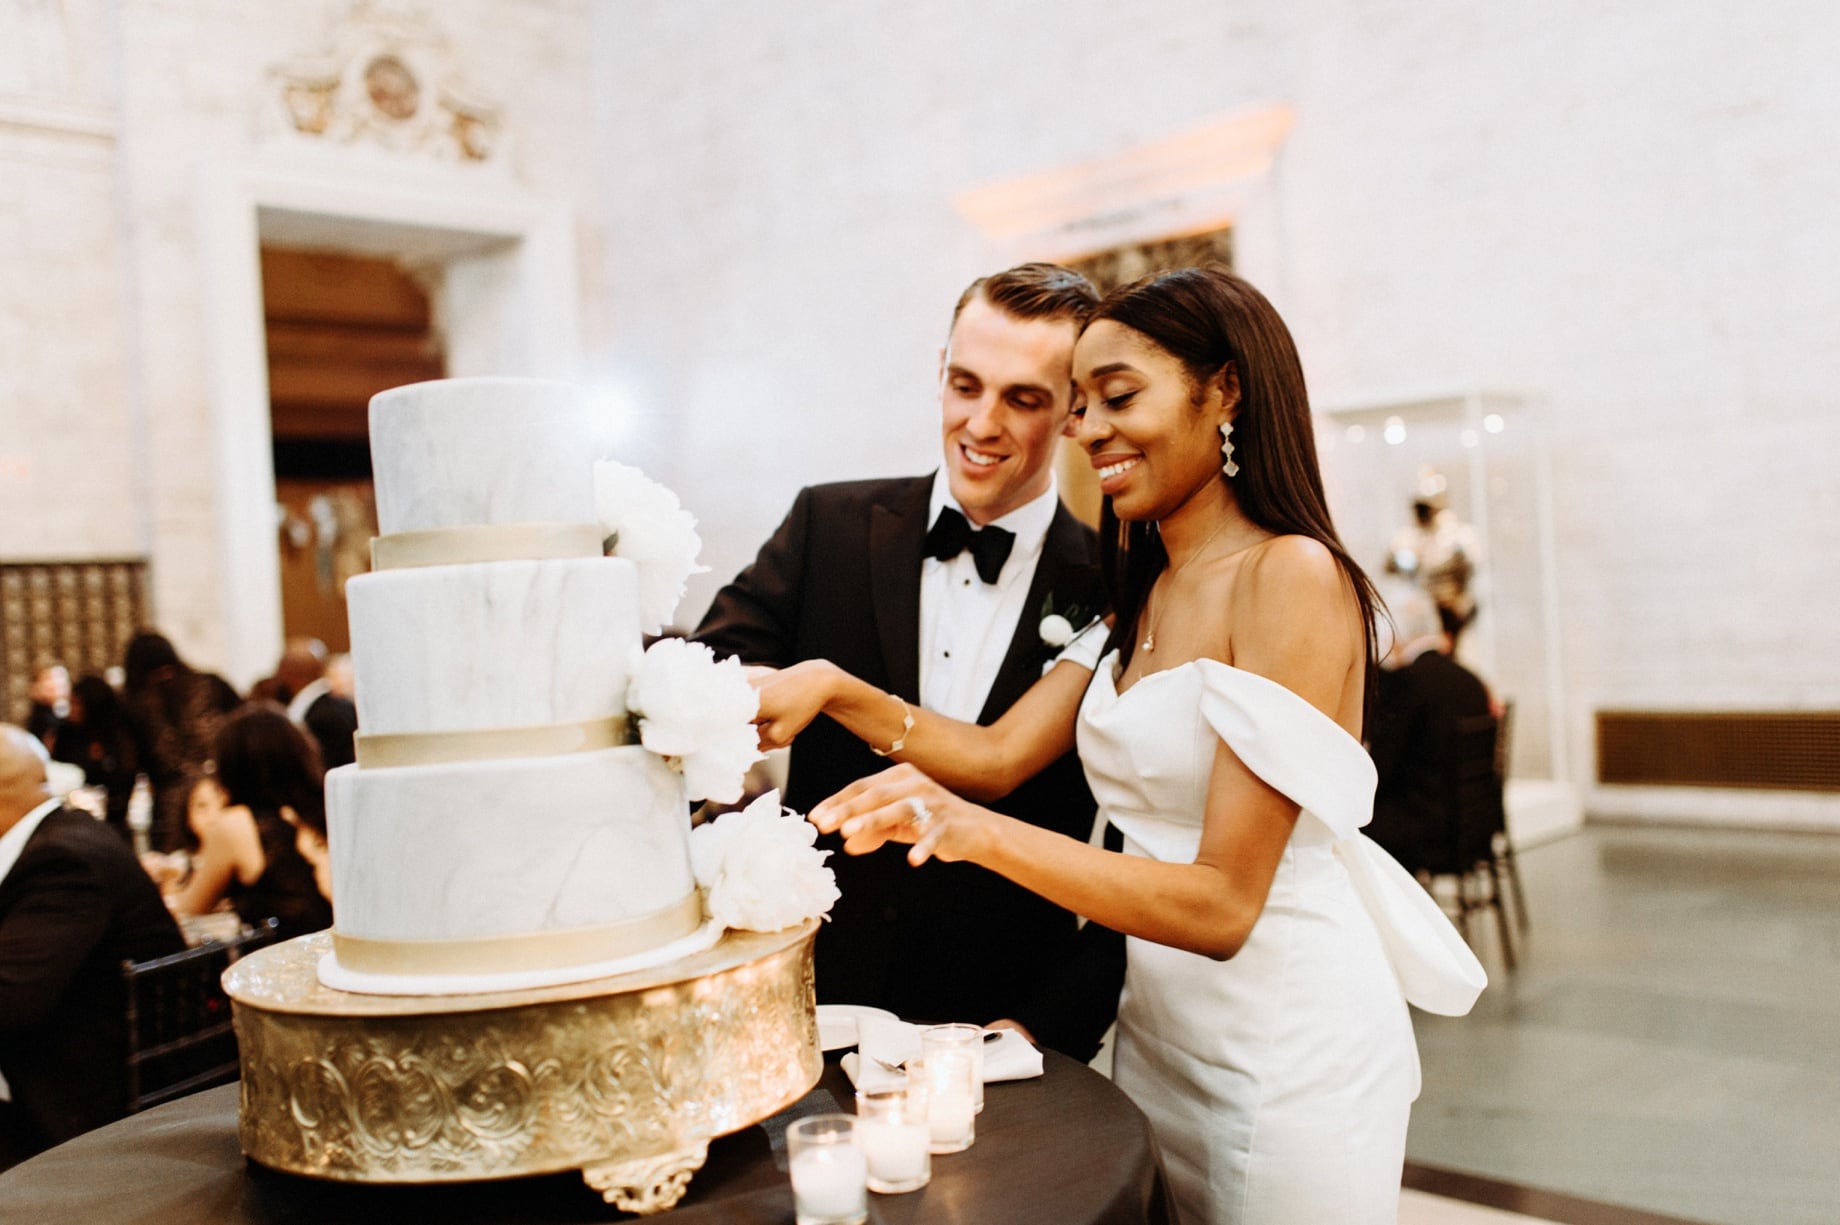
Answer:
top-left (224, 922), bottom-right (820, 1213)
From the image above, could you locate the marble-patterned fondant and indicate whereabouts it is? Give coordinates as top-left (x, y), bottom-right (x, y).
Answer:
top-left (347, 556), bottom-right (639, 735)
top-left (370, 378), bottom-right (604, 535)
top-left (325, 746), bottom-right (694, 943)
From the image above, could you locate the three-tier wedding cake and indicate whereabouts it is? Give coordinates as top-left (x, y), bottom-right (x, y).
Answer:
top-left (318, 378), bottom-right (716, 995)
top-left (227, 377), bottom-right (830, 1207)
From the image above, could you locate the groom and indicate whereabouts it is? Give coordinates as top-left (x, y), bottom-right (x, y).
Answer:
top-left (696, 263), bottom-right (1123, 1060)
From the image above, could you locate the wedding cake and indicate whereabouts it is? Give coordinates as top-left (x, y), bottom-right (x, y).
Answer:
top-left (319, 378), bottom-right (719, 995)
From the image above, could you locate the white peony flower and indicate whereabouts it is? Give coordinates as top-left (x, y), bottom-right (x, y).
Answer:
top-left (1039, 613), bottom-right (1075, 648)
top-left (690, 790), bottom-right (839, 932)
top-left (627, 638), bottom-right (764, 803)
top-left (593, 460), bottom-right (709, 635)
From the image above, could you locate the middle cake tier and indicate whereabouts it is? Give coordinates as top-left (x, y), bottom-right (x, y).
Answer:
top-left (345, 555), bottom-right (639, 737)
top-left (324, 745), bottom-right (699, 979)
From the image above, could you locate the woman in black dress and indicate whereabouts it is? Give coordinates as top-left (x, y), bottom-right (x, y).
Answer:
top-left (165, 704), bottom-right (332, 940)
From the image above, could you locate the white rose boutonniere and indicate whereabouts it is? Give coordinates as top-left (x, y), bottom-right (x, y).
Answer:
top-left (593, 460), bottom-right (709, 635)
top-left (690, 790), bottom-right (839, 932)
top-left (1039, 613), bottom-right (1075, 648)
top-left (626, 639), bottom-right (764, 804)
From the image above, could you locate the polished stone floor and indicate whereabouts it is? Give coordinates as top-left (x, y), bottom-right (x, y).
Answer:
top-left (1409, 822), bottom-right (1840, 1225)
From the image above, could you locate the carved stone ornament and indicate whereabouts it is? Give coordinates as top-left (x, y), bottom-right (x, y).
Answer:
top-left (264, 1), bottom-right (503, 163)
top-left (225, 923), bottom-right (821, 1211)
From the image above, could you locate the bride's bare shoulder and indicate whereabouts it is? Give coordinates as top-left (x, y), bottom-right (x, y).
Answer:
top-left (1228, 536), bottom-right (1360, 671)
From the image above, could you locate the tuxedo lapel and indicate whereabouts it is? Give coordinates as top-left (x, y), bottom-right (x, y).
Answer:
top-left (976, 503), bottom-right (1102, 725)
top-left (868, 478), bottom-right (931, 703)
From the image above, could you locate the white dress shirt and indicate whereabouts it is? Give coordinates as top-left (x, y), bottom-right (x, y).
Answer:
top-left (919, 472), bottom-right (1061, 722)
top-left (0, 794), bottom-right (61, 1100)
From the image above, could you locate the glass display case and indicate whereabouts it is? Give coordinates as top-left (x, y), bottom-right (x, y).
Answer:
top-left (1315, 389), bottom-right (1567, 791)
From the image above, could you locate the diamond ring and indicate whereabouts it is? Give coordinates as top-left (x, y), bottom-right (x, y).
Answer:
top-left (905, 796), bottom-right (934, 830)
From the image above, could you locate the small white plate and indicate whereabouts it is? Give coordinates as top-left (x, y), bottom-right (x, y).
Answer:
top-left (816, 1004), bottom-right (899, 1052)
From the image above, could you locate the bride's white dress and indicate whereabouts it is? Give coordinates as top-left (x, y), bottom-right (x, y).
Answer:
top-left (1077, 651), bottom-right (1486, 1225)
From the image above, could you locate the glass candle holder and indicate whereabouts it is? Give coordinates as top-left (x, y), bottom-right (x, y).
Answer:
top-left (786, 1114), bottom-right (868, 1225)
top-left (855, 1085), bottom-right (931, 1193)
top-left (912, 1052), bottom-right (977, 1154)
top-left (921, 1022), bottom-right (985, 1113)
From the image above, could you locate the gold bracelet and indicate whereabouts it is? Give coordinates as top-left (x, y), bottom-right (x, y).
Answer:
top-left (869, 694), bottom-right (915, 757)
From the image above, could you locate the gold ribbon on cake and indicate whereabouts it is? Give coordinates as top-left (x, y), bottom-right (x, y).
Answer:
top-left (356, 714), bottom-right (633, 769)
top-left (331, 891), bottom-right (707, 976)
top-left (371, 522), bottom-right (605, 571)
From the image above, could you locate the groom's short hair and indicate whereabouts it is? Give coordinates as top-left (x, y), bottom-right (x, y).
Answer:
top-left (949, 262), bottom-right (1099, 335)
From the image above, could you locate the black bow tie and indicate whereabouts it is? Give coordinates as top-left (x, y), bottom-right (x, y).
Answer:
top-left (924, 506), bottom-right (1015, 584)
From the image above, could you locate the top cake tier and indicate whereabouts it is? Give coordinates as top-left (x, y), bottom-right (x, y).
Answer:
top-left (371, 378), bottom-right (606, 535)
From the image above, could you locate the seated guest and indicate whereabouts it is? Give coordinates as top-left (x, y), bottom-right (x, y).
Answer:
top-left (290, 652), bottom-right (358, 772)
top-left (165, 706), bottom-right (332, 941)
top-left (50, 675), bottom-right (141, 840)
top-left (121, 631), bottom-right (240, 852)
top-left (23, 664), bottom-right (68, 750)
top-left (0, 723), bottom-right (186, 1170)
top-left (284, 788), bottom-right (334, 906)
top-left (1366, 590), bottom-right (1496, 873)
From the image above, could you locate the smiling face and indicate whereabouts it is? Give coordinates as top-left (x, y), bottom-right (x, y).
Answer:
top-left (939, 295), bottom-right (1080, 525)
top-left (1071, 319), bottom-right (1235, 522)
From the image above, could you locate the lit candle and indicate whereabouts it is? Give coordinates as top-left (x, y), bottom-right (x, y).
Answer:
top-left (859, 1116), bottom-right (929, 1186)
top-left (919, 1051), bottom-right (977, 1154)
top-left (789, 1145), bottom-right (868, 1220)
top-left (928, 1082), bottom-right (975, 1146)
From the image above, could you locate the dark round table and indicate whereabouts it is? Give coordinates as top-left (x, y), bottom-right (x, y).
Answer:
top-left (0, 1052), bottom-right (1172, 1224)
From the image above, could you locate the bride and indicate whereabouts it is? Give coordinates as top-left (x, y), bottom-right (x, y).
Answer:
top-left (754, 265), bottom-right (1485, 1224)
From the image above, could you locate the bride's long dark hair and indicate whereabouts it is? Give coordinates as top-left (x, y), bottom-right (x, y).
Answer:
top-left (1094, 265), bottom-right (1384, 719)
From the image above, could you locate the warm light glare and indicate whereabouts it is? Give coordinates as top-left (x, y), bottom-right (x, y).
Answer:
top-left (1483, 413), bottom-right (1506, 434)
top-left (1460, 429), bottom-right (1480, 448)
top-left (1383, 416), bottom-right (1407, 445)
top-left (1346, 425), bottom-right (1366, 443)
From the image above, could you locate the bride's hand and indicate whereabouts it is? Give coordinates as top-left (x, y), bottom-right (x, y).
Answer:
top-left (750, 659), bottom-right (841, 750)
top-left (809, 764), bottom-right (994, 867)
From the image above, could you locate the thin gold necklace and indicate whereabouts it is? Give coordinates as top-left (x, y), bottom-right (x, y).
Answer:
top-left (1140, 519), bottom-right (1233, 653)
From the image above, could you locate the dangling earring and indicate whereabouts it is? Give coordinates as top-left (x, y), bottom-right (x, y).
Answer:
top-left (1219, 420), bottom-right (1240, 478)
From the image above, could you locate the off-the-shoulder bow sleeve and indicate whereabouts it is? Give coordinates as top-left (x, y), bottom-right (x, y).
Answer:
top-left (1195, 660), bottom-right (1488, 1017)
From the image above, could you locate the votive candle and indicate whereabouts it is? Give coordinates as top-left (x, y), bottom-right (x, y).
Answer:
top-left (856, 1086), bottom-right (931, 1193)
top-left (916, 1053), bottom-right (977, 1154)
top-left (787, 1115), bottom-right (868, 1225)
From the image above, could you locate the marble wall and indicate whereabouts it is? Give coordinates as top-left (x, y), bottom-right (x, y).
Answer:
top-left (4, 1), bottom-right (1834, 823)
top-left (590, 0), bottom-right (1840, 824)
top-left (1, 0), bottom-right (602, 683)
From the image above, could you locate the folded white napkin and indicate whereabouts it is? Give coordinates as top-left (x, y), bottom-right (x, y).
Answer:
top-left (839, 1016), bottom-right (1043, 1091)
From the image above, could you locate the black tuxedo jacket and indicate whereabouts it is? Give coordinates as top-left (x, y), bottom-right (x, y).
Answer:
top-left (0, 806), bottom-right (186, 1157)
top-left (696, 475), bottom-right (1124, 1057)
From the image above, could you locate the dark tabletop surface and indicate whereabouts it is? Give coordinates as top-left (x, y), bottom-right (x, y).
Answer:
top-left (0, 1051), bottom-right (1172, 1225)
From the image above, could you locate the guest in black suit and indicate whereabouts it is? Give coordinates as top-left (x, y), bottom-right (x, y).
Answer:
top-left (1365, 590), bottom-right (1497, 872)
top-left (697, 263), bottom-right (1123, 1059)
top-left (0, 723), bottom-right (185, 1170)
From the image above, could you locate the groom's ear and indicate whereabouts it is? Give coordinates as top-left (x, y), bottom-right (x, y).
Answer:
top-left (936, 345), bottom-right (948, 387)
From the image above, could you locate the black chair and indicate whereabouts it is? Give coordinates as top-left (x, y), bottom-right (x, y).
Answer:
top-left (1491, 700), bottom-right (1530, 933)
top-left (121, 917), bottom-right (280, 1114)
top-left (1416, 713), bottom-right (1517, 971)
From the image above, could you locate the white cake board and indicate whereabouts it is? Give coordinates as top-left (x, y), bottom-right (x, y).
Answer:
top-left (315, 918), bottom-right (726, 997)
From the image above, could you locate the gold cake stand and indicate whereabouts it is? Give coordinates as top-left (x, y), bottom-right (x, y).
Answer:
top-left (223, 921), bottom-right (821, 1214)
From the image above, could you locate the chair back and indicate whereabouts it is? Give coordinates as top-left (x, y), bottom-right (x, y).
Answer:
top-left (121, 917), bottom-right (281, 1114)
top-left (1448, 712), bottom-right (1506, 863)
top-left (1493, 698), bottom-right (1516, 782)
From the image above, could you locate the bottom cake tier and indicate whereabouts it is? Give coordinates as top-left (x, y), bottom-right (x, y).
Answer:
top-left (324, 745), bottom-right (701, 991)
